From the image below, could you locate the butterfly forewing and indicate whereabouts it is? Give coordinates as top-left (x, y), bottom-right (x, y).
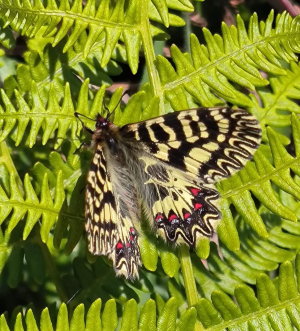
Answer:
top-left (85, 145), bottom-right (141, 279)
top-left (120, 107), bottom-right (261, 183)
top-left (85, 146), bottom-right (118, 256)
top-left (119, 107), bottom-right (261, 250)
top-left (83, 106), bottom-right (261, 279)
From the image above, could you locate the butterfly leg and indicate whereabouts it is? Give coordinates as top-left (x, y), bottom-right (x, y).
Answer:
top-left (73, 142), bottom-right (91, 154)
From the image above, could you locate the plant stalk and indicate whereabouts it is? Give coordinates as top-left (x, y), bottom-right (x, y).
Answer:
top-left (140, 0), bottom-right (165, 111)
top-left (178, 245), bottom-right (198, 307)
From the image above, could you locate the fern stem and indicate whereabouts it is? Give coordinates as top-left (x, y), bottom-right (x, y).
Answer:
top-left (178, 246), bottom-right (205, 330)
top-left (178, 245), bottom-right (198, 307)
top-left (140, 0), bottom-right (164, 110)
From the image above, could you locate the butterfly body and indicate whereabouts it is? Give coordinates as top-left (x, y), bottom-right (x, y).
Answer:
top-left (82, 107), bottom-right (261, 280)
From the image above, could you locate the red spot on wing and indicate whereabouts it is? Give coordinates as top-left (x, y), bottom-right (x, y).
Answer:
top-left (126, 242), bottom-right (130, 248)
top-left (130, 228), bottom-right (135, 233)
top-left (184, 213), bottom-right (191, 219)
top-left (169, 214), bottom-right (178, 222)
top-left (195, 203), bottom-right (203, 210)
top-left (116, 242), bottom-right (123, 249)
top-left (155, 214), bottom-right (163, 221)
top-left (130, 235), bottom-right (133, 241)
top-left (191, 188), bottom-right (201, 196)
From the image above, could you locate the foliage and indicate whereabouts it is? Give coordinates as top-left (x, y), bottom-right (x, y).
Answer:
top-left (0, 0), bottom-right (300, 330)
top-left (2, 256), bottom-right (300, 330)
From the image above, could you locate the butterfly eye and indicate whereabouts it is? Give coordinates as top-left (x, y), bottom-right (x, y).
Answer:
top-left (96, 116), bottom-right (110, 129)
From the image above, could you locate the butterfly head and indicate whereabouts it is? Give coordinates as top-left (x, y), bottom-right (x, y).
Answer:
top-left (93, 114), bottom-right (119, 154)
top-left (95, 114), bottom-right (111, 131)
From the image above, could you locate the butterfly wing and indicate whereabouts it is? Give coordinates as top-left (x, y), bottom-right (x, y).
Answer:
top-left (85, 145), bottom-right (118, 256)
top-left (85, 145), bottom-right (141, 279)
top-left (140, 157), bottom-right (220, 245)
top-left (120, 107), bottom-right (261, 246)
top-left (85, 106), bottom-right (261, 275)
top-left (120, 107), bottom-right (261, 184)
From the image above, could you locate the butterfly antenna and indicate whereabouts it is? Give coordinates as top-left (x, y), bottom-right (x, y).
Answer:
top-left (106, 89), bottom-right (130, 121)
top-left (74, 112), bottom-right (95, 134)
top-left (74, 112), bottom-right (96, 122)
top-left (102, 97), bottom-right (111, 119)
top-left (66, 288), bottom-right (81, 305)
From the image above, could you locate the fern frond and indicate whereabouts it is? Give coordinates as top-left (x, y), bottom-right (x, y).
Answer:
top-left (250, 61), bottom-right (300, 140)
top-left (0, 81), bottom-right (78, 148)
top-left (0, 168), bottom-right (64, 288)
top-left (217, 112), bottom-right (300, 250)
top-left (0, 18), bottom-right (14, 49)
top-left (193, 216), bottom-right (300, 297)
top-left (4, 35), bottom-right (121, 104)
top-left (0, 168), bottom-right (64, 245)
top-left (0, 297), bottom-right (197, 331)
top-left (6, 11), bottom-right (300, 124)
top-left (2, 255), bottom-right (300, 330)
top-left (0, 0), bottom-right (191, 71)
top-left (0, 79), bottom-right (109, 148)
top-left (155, 11), bottom-right (300, 112)
top-left (280, 175), bottom-right (300, 219)
top-left (196, 255), bottom-right (300, 330)
top-left (0, 74), bottom-right (166, 149)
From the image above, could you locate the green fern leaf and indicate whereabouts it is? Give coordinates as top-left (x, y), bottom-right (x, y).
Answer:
top-left (155, 11), bottom-right (300, 113)
top-left (0, 296), bottom-right (197, 331)
top-left (0, 167), bottom-right (64, 242)
top-left (250, 61), bottom-right (300, 138)
top-left (139, 299), bottom-right (156, 331)
top-left (102, 299), bottom-right (118, 331)
top-left (0, 82), bottom-right (77, 148)
top-left (3, 254), bottom-right (300, 331)
top-left (0, 0), bottom-right (191, 73)
top-left (196, 255), bottom-right (300, 330)
top-left (4, 40), bottom-right (120, 104)
top-left (188, 214), bottom-right (300, 300)
top-left (176, 308), bottom-right (197, 331)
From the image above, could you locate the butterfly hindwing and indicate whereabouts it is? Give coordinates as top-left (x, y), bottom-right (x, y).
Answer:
top-left (140, 157), bottom-right (220, 245)
top-left (120, 107), bottom-right (261, 183)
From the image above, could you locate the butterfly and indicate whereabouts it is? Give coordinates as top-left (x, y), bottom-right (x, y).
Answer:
top-left (75, 106), bottom-right (261, 280)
